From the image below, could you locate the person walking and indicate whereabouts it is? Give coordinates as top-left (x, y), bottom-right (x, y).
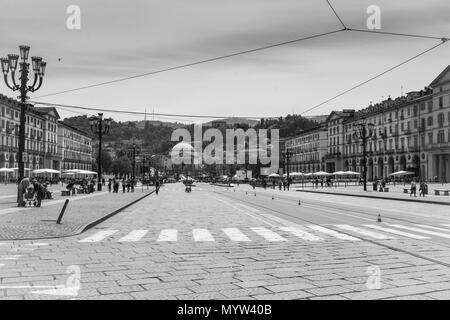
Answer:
top-left (155, 179), bottom-right (160, 195)
top-left (419, 181), bottom-right (427, 197)
top-left (122, 178), bottom-right (126, 193)
top-left (283, 179), bottom-right (286, 191)
top-left (108, 178), bottom-right (112, 192)
top-left (410, 180), bottom-right (417, 197)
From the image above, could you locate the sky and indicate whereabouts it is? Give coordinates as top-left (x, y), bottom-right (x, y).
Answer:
top-left (1, 0), bottom-right (450, 123)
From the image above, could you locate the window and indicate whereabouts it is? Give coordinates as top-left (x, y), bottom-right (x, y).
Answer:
top-left (428, 101), bottom-right (433, 113)
top-left (439, 96), bottom-right (444, 109)
top-left (413, 105), bottom-right (418, 116)
top-left (438, 113), bottom-right (444, 128)
top-left (428, 132), bottom-right (433, 144)
top-left (413, 119), bottom-right (417, 129)
top-left (437, 130), bottom-right (445, 144)
top-left (427, 116), bottom-right (433, 127)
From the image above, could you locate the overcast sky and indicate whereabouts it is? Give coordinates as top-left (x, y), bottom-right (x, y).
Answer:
top-left (1, 0), bottom-right (450, 123)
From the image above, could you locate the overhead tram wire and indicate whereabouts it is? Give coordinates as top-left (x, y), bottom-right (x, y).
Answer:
top-left (326, 0), bottom-right (347, 30)
top-left (32, 29), bottom-right (345, 99)
top-left (30, 101), bottom-right (269, 120)
top-left (348, 28), bottom-right (447, 41)
top-left (300, 39), bottom-right (448, 116)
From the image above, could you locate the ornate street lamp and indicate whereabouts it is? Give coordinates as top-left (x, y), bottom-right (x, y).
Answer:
top-left (1, 45), bottom-right (46, 182)
top-left (353, 119), bottom-right (375, 191)
top-left (89, 113), bottom-right (112, 191)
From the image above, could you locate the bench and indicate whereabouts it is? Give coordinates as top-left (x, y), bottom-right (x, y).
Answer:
top-left (434, 189), bottom-right (450, 196)
top-left (61, 190), bottom-right (71, 196)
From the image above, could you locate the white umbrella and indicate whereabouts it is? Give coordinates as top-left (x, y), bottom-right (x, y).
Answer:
top-left (33, 168), bottom-right (60, 174)
top-left (313, 171), bottom-right (332, 176)
top-left (389, 171), bottom-right (415, 177)
top-left (63, 169), bottom-right (82, 174)
top-left (268, 173), bottom-right (280, 178)
top-left (77, 170), bottom-right (97, 175)
top-left (0, 168), bottom-right (14, 172)
top-left (289, 172), bottom-right (304, 177)
top-left (333, 171), bottom-right (347, 175)
top-left (343, 171), bottom-right (361, 175)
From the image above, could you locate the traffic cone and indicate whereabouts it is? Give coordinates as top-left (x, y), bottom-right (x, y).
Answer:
top-left (377, 214), bottom-right (382, 222)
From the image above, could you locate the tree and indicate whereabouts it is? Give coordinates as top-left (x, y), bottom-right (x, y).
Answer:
top-left (92, 149), bottom-right (113, 173)
top-left (112, 156), bottom-right (132, 177)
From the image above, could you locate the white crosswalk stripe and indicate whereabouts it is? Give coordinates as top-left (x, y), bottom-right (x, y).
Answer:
top-left (441, 224), bottom-right (450, 228)
top-left (73, 223), bottom-right (450, 244)
top-left (0, 255), bottom-right (22, 260)
top-left (157, 229), bottom-right (178, 242)
top-left (79, 230), bottom-right (118, 243)
top-left (414, 224), bottom-right (450, 233)
top-left (118, 230), bottom-right (148, 242)
top-left (388, 224), bottom-right (450, 239)
top-left (222, 228), bottom-right (251, 242)
top-left (280, 227), bottom-right (323, 241)
top-left (193, 229), bottom-right (215, 242)
top-left (334, 225), bottom-right (395, 240)
top-left (307, 225), bottom-right (361, 241)
top-left (250, 227), bottom-right (287, 241)
top-left (363, 224), bottom-right (429, 240)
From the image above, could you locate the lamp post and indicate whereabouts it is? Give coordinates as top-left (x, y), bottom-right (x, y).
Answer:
top-left (353, 119), bottom-right (374, 191)
top-left (89, 113), bottom-right (112, 191)
top-left (1, 45), bottom-right (46, 182)
top-left (283, 148), bottom-right (292, 180)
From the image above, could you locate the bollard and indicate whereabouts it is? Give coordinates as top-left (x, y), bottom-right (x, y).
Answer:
top-left (272, 195), bottom-right (274, 200)
top-left (234, 189), bottom-right (235, 192)
top-left (298, 200), bottom-right (301, 205)
top-left (246, 192), bottom-right (248, 195)
top-left (377, 214), bottom-right (382, 223)
top-left (254, 193), bottom-right (256, 196)
top-left (56, 199), bottom-right (70, 224)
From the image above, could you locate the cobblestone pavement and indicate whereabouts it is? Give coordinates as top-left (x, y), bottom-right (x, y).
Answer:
top-left (0, 186), bottom-right (154, 240)
top-left (2, 183), bottom-right (450, 300)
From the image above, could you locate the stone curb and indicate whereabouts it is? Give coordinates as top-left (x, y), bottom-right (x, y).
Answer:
top-left (296, 189), bottom-right (450, 206)
top-left (0, 189), bottom-right (156, 241)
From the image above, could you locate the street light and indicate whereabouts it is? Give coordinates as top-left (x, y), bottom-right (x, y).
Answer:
top-left (353, 119), bottom-right (375, 191)
top-left (283, 148), bottom-right (293, 180)
top-left (89, 113), bottom-right (112, 191)
top-left (1, 45), bottom-right (46, 182)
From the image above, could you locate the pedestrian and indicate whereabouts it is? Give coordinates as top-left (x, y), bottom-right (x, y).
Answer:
top-left (122, 178), bottom-right (126, 193)
top-left (419, 181), bottom-right (427, 197)
top-left (410, 180), bottom-right (417, 197)
top-left (287, 178), bottom-right (291, 191)
top-left (31, 178), bottom-right (46, 207)
top-left (283, 179), bottom-right (286, 191)
top-left (155, 179), bottom-right (160, 195)
top-left (278, 179), bottom-right (282, 190)
top-left (17, 177), bottom-right (32, 207)
top-left (108, 178), bottom-right (112, 192)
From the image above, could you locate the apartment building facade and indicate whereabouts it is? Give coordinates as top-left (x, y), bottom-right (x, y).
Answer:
top-left (0, 94), bottom-right (93, 176)
top-left (285, 65), bottom-right (450, 182)
top-left (58, 121), bottom-right (93, 171)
